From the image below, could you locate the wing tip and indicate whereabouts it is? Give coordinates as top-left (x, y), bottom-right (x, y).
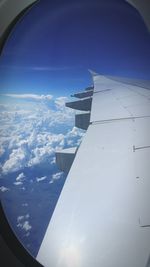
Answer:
top-left (88, 69), bottom-right (99, 77)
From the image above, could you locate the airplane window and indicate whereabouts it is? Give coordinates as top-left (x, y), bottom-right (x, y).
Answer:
top-left (0, 0), bottom-right (149, 266)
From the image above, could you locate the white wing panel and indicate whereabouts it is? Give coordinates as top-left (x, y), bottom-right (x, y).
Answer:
top-left (91, 75), bottom-right (150, 122)
top-left (135, 148), bottom-right (150, 227)
top-left (90, 89), bottom-right (132, 122)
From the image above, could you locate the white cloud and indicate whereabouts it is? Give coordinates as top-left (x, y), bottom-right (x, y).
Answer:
top-left (54, 97), bottom-right (75, 123)
top-left (0, 65), bottom-right (71, 72)
top-left (31, 66), bottom-right (70, 71)
top-left (17, 220), bottom-right (32, 231)
top-left (66, 126), bottom-right (85, 146)
top-left (0, 98), bottom-right (85, 175)
top-left (55, 96), bottom-right (69, 108)
top-left (17, 215), bottom-right (31, 231)
top-left (0, 186), bottom-right (10, 192)
top-left (17, 214), bottom-right (30, 223)
top-left (52, 172), bottom-right (63, 180)
top-left (17, 216), bottom-right (24, 222)
top-left (67, 126), bottom-right (83, 138)
top-left (14, 173), bottom-right (26, 185)
top-left (14, 181), bottom-right (23, 186)
top-left (22, 221), bottom-right (32, 231)
top-left (16, 172), bottom-right (25, 182)
top-left (36, 176), bottom-right (47, 182)
top-left (2, 94), bottom-right (53, 101)
top-left (28, 146), bottom-right (54, 167)
top-left (2, 145), bottom-right (30, 174)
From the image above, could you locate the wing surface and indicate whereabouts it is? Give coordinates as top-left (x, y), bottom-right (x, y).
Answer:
top-left (37, 73), bottom-right (150, 267)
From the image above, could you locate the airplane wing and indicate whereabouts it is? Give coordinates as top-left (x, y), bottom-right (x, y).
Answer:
top-left (36, 72), bottom-right (150, 267)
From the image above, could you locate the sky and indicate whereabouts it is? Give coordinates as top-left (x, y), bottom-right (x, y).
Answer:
top-left (0, 0), bottom-right (150, 99)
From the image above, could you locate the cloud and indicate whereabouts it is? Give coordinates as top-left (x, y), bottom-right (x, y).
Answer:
top-left (17, 215), bottom-right (29, 222)
top-left (14, 172), bottom-right (26, 186)
top-left (17, 216), bottom-right (23, 222)
top-left (16, 172), bottom-right (25, 182)
top-left (66, 126), bottom-right (85, 146)
top-left (14, 181), bottom-right (23, 186)
top-left (36, 176), bottom-right (47, 182)
top-left (28, 146), bottom-right (54, 167)
top-left (0, 65), bottom-right (71, 72)
top-left (17, 215), bottom-right (32, 231)
top-left (52, 172), bottom-right (63, 181)
top-left (0, 186), bottom-right (10, 192)
top-left (55, 97), bottom-right (69, 109)
top-left (0, 98), bottom-right (85, 175)
top-left (2, 144), bottom-right (30, 174)
top-left (2, 94), bottom-right (53, 101)
top-left (31, 66), bottom-right (70, 71)
top-left (22, 221), bottom-right (32, 231)
top-left (17, 220), bottom-right (32, 231)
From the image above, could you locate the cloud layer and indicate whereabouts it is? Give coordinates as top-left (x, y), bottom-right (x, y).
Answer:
top-left (0, 95), bottom-right (85, 258)
top-left (2, 94), bottom-right (53, 101)
top-left (0, 96), bottom-right (85, 175)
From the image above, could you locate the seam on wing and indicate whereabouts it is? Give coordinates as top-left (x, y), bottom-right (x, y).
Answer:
top-left (91, 115), bottom-right (150, 125)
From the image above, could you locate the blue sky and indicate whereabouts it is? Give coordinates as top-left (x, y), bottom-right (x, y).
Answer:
top-left (0, 0), bottom-right (150, 99)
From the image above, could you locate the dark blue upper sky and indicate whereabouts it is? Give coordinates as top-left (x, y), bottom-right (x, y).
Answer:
top-left (0, 0), bottom-right (150, 96)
